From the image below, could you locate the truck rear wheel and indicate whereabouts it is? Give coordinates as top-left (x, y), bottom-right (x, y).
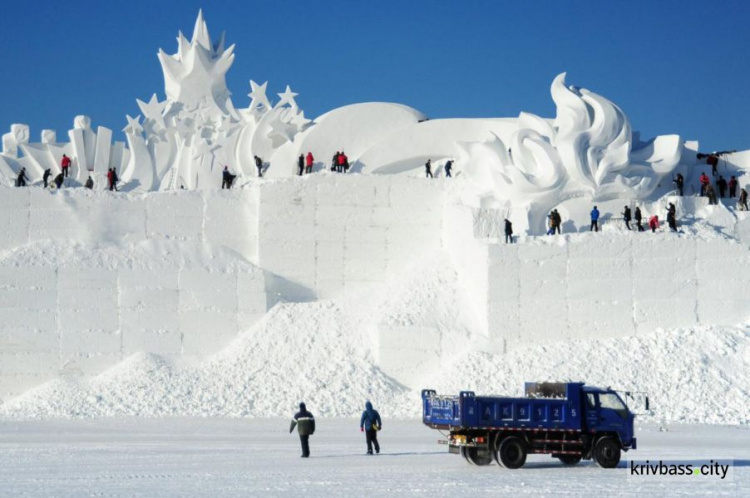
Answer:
top-left (556, 454), bottom-right (582, 466)
top-left (462, 447), bottom-right (492, 466)
top-left (593, 437), bottom-right (621, 468)
top-left (495, 436), bottom-right (527, 469)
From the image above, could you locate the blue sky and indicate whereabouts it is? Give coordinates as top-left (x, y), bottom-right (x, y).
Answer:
top-left (1, 0), bottom-right (748, 151)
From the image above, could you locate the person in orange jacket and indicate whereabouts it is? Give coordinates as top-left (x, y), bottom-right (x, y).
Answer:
top-left (305, 152), bottom-right (314, 174)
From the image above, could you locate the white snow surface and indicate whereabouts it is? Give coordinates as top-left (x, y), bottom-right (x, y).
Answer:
top-left (1, 418), bottom-right (748, 496)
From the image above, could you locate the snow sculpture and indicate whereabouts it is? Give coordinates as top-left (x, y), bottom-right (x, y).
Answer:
top-left (119, 10), bottom-right (310, 190)
top-left (0, 10), bottom-right (683, 209)
top-left (0, 117), bottom-right (128, 187)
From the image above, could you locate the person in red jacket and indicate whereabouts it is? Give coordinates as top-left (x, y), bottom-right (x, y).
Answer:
top-left (648, 215), bottom-right (659, 233)
top-left (698, 172), bottom-right (710, 197)
top-left (305, 152), bottom-right (314, 174)
top-left (337, 151), bottom-right (347, 173)
top-left (61, 154), bottom-right (72, 178)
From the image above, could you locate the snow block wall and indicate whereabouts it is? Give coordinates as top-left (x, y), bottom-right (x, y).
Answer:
top-left (256, 175), bottom-right (444, 300)
top-left (486, 236), bottom-right (750, 349)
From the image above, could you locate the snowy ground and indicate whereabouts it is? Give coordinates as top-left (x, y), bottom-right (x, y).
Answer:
top-left (0, 418), bottom-right (746, 496)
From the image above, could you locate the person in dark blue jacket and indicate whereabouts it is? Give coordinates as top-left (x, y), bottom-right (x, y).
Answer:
top-left (590, 206), bottom-right (600, 232)
top-left (359, 401), bottom-right (382, 455)
top-left (290, 402), bottom-right (315, 458)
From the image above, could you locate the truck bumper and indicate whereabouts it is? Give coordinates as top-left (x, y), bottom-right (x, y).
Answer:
top-left (448, 444), bottom-right (460, 454)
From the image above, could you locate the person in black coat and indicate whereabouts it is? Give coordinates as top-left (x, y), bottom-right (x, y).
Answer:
top-left (504, 219), bottom-right (513, 244)
top-left (359, 401), bottom-right (382, 455)
top-left (43, 168), bottom-right (51, 188)
top-left (290, 402), bottom-right (315, 458)
top-left (622, 206), bottom-right (632, 230)
top-left (53, 173), bottom-right (64, 189)
top-left (634, 207), bottom-right (644, 232)
top-left (297, 154), bottom-right (304, 176)
top-left (444, 160), bottom-right (453, 178)
top-left (425, 159), bottom-right (433, 178)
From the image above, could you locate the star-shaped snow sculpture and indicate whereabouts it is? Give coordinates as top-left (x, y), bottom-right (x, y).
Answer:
top-left (123, 114), bottom-right (144, 135)
top-left (290, 110), bottom-right (312, 128)
top-left (137, 94), bottom-right (167, 129)
top-left (276, 85), bottom-right (298, 109)
top-left (248, 80), bottom-right (272, 112)
top-left (267, 116), bottom-right (297, 143)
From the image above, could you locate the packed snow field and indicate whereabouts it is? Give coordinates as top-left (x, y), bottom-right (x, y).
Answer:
top-left (0, 419), bottom-right (747, 496)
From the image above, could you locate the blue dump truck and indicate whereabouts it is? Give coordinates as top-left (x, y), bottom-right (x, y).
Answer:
top-left (422, 382), bottom-right (639, 469)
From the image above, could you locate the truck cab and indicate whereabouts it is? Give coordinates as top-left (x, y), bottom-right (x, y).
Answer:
top-left (582, 386), bottom-right (636, 452)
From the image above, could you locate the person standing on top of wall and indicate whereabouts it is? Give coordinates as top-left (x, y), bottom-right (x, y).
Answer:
top-left (740, 188), bottom-right (749, 211)
top-left (254, 155), bottom-right (263, 177)
top-left (504, 218), bottom-right (513, 244)
top-left (717, 175), bottom-right (728, 198)
top-left (728, 176), bottom-right (738, 198)
top-left (341, 151), bottom-right (350, 173)
top-left (15, 167), bottom-right (28, 187)
top-left (222, 166), bottom-right (236, 189)
top-left (61, 154), bottom-right (72, 178)
top-left (297, 154), bottom-right (304, 176)
top-left (305, 152), bottom-right (314, 174)
top-left (590, 206), bottom-right (600, 232)
top-left (667, 203), bottom-right (678, 231)
top-left (425, 159), bottom-right (433, 178)
top-left (634, 206), bottom-right (644, 232)
top-left (673, 173), bottom-right (684, 196)
top-left (42, 168), bottom-right (51, 188)
top-left (360, 401), bottom-right (382, 455)
top-left (699, 172), bottom-right (710, 197)
top-left (290, 402), bottom-right (315, 458)
top-left (622, 205), bottom-right (632, 230)
top-left (444, 160), bottom-right (453, 178)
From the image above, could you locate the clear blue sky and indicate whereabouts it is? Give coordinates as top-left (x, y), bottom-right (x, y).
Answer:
top-left (1, 0), bottom-right (748, 151)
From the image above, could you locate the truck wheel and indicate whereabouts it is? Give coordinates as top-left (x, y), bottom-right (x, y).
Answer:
top-left (495, 436), bottom-right (527, 469)
top-left (460, 447), bottom-right (474, 465)
top-left (463, 447), bottom-right (492, 466)
top-left (593, 437), bottom-right (621, 468)
top-left (556, 454), bottom-right (582, 466)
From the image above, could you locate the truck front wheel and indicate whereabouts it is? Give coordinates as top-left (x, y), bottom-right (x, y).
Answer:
top-left (495, 436), bottom-right (527, 469)
top-left (593, 437), bottom-right (621, 468)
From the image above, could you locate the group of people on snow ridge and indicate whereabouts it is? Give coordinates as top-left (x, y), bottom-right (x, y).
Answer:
top-left (289, 401), bottom-right (382, 458)
top-left (14, 154), bottom-right (108, 191)
top-left (424, 159), bottom-right (453, 178)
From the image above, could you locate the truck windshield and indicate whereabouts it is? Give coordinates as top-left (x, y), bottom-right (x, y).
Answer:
top-left (599, 393), bottom-right (628, 419)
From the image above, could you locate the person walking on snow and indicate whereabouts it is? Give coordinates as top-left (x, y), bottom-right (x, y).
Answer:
top-left (425, 159), bottom-right (433, 178)
top-left (297, 154), bottom-right (304, 176)
top-left (590, 206), bottom-right (600, 232)
top-left (290, 402), bottom-right (315, 458)
top-left (61, 154), bottom-right (72, 178)
top-left (622, 205), bottom-right (632, 230)
top-left (634, 206), bottom-right (644, 232)
top-left (305, 152), bottom-right (314, 174)
top-left (699, 172), bottom-right (710, 197)
top-left (667, 203), bottom-right (677, 231)
top-left (553, 209), bottom-right (561, 234)
top-left (444, 160), bottom-right (453, 178)
top-left (43, 168), bottom-right (51, 188)
top-left (706, 184), bottom-right (717, 205)
top-left (740, 188), bottom-right (749, 211)
top-left (254, 155), bottom-right (263, 177)
top-left (222, 166), bottom-right (236, 189)
top-left (504, 218), bottom-right (513, 244)
top-left (360, 401), bottom-right (382, 455)
top-left (728, 176), bottom-right (738, 198)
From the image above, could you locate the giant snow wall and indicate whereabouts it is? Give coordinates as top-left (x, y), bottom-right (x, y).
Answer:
top-left (2, 174), bottom-right (750, 398)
